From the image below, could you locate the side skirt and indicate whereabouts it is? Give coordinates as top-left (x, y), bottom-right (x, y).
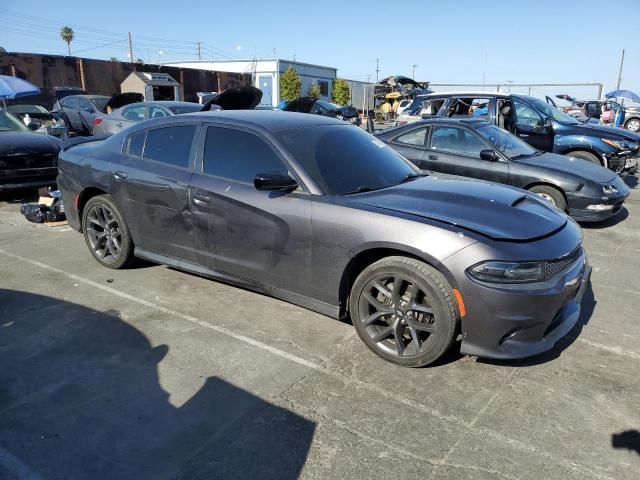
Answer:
top-left (134, 248), bottom-right (340, 320)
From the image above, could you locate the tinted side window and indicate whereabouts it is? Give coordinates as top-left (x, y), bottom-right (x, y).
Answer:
top-left (513, 99), bottom-right (542, 127)
top-left (127, 131), bottom-right (146, 157)
top-left (430, 126), bottom-right (486, 158)
top-left (78, 98), bottom-right (93, 111)
top-left (203, 127), bottom-right (288, 183)
top-left (142, 125), bottom-right (196, 168)
top-left (394, 127), bottom-right (428, 147)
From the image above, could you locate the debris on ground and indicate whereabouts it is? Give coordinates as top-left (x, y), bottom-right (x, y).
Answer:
top-left (20, 188), bottom-right (66, 224)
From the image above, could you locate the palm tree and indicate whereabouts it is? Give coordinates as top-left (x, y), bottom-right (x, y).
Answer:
top-left (60, 26), bottom-right (74, 56)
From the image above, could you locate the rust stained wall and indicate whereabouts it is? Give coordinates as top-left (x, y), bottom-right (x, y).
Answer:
top-left (0, 52), bottom-right (250, 105)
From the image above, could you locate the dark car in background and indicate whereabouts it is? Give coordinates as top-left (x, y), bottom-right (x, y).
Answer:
top-left (398, 92), bottom-right (639, 173)
top-left (57, 111), bottom-right (591, 367)
top-left (0, 109), bottom-right (60, 191)
top-left (93, 101), bottom-right (202, 135)
top-left (284, 97), bottom-right (361, 125)
top-left (6, 104), bottom-right (68, 139)
top-left (378, 118), bottom-right (629, 222)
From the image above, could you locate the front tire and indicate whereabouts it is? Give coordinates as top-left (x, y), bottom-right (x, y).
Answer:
top-left (82, 195), bottom-right (134, 269)
top-left (569, 150), bottom-right (601, 166)
top-left (528, 185), bottom-right (567, 211)
top-left (625, 118), bottom-right (640, 133)
top-left (349, 256), bottom-right (459, 367)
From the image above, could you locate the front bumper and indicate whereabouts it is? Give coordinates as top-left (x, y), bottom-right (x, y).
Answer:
top-left (566, 180), bottom-right (630, 222)
top-left (0, 168), bottom-right (58, 192)
top-left (459, 251), bottom-right (591, 360)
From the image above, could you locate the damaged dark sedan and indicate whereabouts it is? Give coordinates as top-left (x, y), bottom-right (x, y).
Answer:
top-left (0, 109), bottom-right (60, 192)
top-left (378, 118), bottom-right (630, 222)
top-left (57, 111), bottom-right (591, 367)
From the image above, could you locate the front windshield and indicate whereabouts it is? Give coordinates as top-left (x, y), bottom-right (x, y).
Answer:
top-left (168, 104), bottom-right (202, 114)
top-left (476, 124), bottom-right (538, 159)
top-left (7, 104), bottom-right (49, 115)
top-left (525, 97), bottom-right (580, 125)
top-left (0, 109), bottom-right (29, 132)
top-left (277, 125), bottom-right (417, 195)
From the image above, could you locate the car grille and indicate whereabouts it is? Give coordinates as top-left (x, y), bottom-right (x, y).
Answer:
top-left (47, 126), bottom-right (66, 137)
top-left (544, 247), bottom-right (583, 280)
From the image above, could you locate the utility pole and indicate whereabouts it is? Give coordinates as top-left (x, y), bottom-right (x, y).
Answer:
top-left (128, 32), bottom-right (135, 71)
top-left (197, 42), bottom-right (201, 61)
top-left (375, 58), bottom-right (380, 83)
top-left (616, 49), bottom-right (625, 90)
top-left (411, 64), bottom-right (418, 80)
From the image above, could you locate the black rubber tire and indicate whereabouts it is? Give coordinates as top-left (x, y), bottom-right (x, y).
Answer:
top-left (569, 150), bottom-right (602, 166)
top-left (528, 185), bottom-right (567, 211)
top-left (82, 194), bottom-right (134, 269)
top-left (349, 256), bottom-right (459, 367)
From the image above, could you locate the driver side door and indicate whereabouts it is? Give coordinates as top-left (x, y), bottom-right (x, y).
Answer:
top-left (511, 98), bottom-right (554, 152)
top-left (189, 124), bottom-right (312, 293)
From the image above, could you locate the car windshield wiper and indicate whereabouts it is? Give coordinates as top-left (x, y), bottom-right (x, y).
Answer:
top-left (511, 151), bottom-right (541, 160)
top-left (398, 172), bottom-right (428, 184)
top-left (339, 186), bottom-right (382, 195)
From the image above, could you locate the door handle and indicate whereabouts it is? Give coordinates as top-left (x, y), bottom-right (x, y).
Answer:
top-left (193, 194), bottom-right (210, 205)
top-left (428, 154), bottom-right (439, 160)
top-left (116, 122), bottom-right (123, 128)
top-left (113, 171), bottom-right (127, 180)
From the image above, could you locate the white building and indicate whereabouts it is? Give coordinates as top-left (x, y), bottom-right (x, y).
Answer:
top-left (166, 59), bottom-right (337, 107)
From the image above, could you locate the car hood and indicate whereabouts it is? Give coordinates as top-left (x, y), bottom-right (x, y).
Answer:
top-left (351, 177), bottom-right (567, 241)
top-left (0, 131), bottom-right (61, 156)
top-left (200, 85), bottom-right (262, 111)
top-left (562, 121), bottom-right (640, 141)
top-left (515, 152), bottom-right (617, 183)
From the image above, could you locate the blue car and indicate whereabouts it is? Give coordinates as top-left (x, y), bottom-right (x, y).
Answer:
top-left (402, 92), bottom-right (639, 173)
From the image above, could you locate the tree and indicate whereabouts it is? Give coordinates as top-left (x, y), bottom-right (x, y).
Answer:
top-left (307, 81), bottom-right (321, 99)
top-left (136, 58), bottom-right (144, 64)
top-left (109, 57), bottom-right (118, 62)
top-left (60, 26), bottom-right (74, 56)
top-left (331, 78), bottom-right (351, 106)
top-left (279, 66), bottom-right (301, 101)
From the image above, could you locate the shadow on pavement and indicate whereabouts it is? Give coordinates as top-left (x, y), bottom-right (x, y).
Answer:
top-left (0, 289), bottom-right (314, 480)
top-left (612, 430), bottom-right (640, 455)
top-left (479, 282), bottom-right (596, 368)
top-left (622, 174), bottom-right (638, 189)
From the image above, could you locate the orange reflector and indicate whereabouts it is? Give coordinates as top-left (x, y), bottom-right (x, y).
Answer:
top-left (452, 288), bottom-right (466, 317)
top-left (74, 193), bottom-right (79, 210)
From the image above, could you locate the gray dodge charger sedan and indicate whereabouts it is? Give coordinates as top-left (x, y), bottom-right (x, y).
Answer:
top-left (57, 111), bottom-right (591, 367)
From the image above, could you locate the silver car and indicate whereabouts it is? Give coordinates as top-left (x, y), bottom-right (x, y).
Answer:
top-left (93, 101), bottom-right (202, 135)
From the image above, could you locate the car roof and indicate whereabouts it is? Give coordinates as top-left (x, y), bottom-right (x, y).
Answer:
top-left (379, 117), bottom-right (491, 136)
top-left (141, 101), bottom-right (200, 107)
top-left (416, 91), bottom-right (510, 99)
top-left (146, 110), bottom-right (345, 132)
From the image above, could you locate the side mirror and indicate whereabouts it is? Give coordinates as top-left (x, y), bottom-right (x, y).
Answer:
top-left (254, 172), bottom-right (298, 191)
top-left (543, 118), bottom-right (553, 128)
top-left (480, 149), bottom-right (498, 161)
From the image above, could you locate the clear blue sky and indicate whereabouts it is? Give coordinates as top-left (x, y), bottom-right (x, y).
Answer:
top-left (1, 0), bottom-right (638, 98)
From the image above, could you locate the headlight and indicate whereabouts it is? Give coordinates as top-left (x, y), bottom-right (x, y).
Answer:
top-left (601, 138), bottom-right (626, 150)
top-left (602, 184), bottom-right (618, 194)
top-left (468, 261), bottom-right (545, 283)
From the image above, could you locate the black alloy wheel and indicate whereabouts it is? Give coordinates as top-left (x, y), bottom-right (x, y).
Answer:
top-left (82, 195), bottom-right (133, 269)
top-left (350, 257), bottom-right (458, 367)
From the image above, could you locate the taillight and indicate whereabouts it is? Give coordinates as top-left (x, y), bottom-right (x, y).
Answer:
top-left (93, 117), bottom-right (102, 125)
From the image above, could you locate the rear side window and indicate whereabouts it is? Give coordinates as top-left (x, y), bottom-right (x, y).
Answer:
top-left (122, 105), bottom-right (146, 121)
top-left (394, 127), bottom-right (428, 147)
top-left (61, 97), bottom-right (79, 109)
top-left (430, 126), bottom-right (487, 158)
top-left (142, 125), bottom-right (196, 168)
top-left (127, 131), bottom-right (146, 157)
top-left (203, 127), bottom-right (288, 183)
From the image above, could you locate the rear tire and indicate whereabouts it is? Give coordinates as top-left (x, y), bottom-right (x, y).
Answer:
top-left (569, 150), bottom-right (601, 166)
top-left (528, 185), bottom-right (567, 211)
top-left (349, 256), bottom-right (459, 367)
top-left (82, 195), bottom-right (134, 269)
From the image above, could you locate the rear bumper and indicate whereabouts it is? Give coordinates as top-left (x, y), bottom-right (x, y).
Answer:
top-left (459, 252), bottom-right (591, 360)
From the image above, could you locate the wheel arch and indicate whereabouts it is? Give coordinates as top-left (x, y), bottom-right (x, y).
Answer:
top-left (337, 244), bottom-right (456, 319)
top-left (559, 147), bottom-right (606, 167)
top-left (77, 186), bottom-right (109, 230)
